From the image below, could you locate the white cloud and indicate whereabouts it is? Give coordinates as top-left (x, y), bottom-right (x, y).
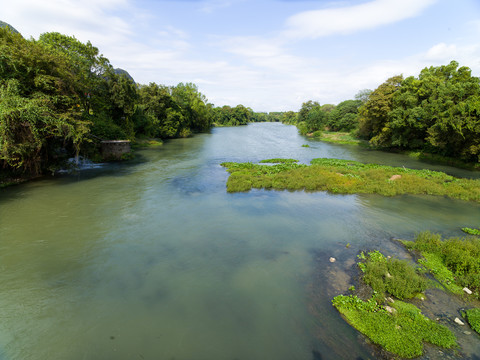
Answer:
top-left (284, 0), bottom-right (437, 39)
top-left (424, 43), bottom-right (458, 61)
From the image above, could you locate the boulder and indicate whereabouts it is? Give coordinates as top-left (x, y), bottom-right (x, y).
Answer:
top-left (463, 287), bottom-right (473, 295)
top-left (389, 175), bottom-right (402, 181)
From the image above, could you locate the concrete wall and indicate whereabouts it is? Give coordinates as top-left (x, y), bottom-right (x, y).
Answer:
top-left (101, 140), bottom-right (131, 160)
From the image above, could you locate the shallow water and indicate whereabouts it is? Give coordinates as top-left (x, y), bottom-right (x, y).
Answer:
top-left (1, 123), bottom-right (479, 360)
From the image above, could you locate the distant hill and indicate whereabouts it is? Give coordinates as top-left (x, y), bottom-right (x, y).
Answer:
top-left (114, 68), bottom-right (135, 83)
top-left (0, 21), bottom-right (20, 35)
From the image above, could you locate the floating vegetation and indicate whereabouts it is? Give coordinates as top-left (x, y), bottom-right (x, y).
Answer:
top-left (258, 158), bottom-right (299, 164)
top-left (462, 227), bottom-right (480, 236)
top-left (302, 144), bottom-right (310, 147)
top-left (221, 158), bottom-right (480, 202)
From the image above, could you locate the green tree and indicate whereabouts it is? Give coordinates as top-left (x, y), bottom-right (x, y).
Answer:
top-left (0, 28), bottom-right (89, 175)
top-left (327, 99), bottom-right (362, 131)
top-left (358, 75), bottom-right (403, 145)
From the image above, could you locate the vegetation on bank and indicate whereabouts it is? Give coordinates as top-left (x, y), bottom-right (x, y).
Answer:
top-left (307, 131), bottom-right (367, 146)
top-left (402, 231), bottom-right (480, 298)
top-left (0, 25), bottom-right (274, 184)
top-left (464, 308), bottom-right (480, 334)
top-left (221, 158), bottom-right (480, 202)
top-left (284, 61), bottom-right (480, 167)
top-left (332, 250), bottom-right (457, 358)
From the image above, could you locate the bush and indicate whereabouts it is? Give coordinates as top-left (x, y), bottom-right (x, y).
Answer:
top-left (359, 251), bottom-right (428, 299)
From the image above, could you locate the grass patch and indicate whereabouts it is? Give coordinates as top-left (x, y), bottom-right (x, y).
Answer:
top-left (464, 308), bottom-right (480, 334)
top-left (131, 138), bottom-right (163, 148)
top-left (358, 250), bottom-right (429, 300)
top-left (221, 158), bottom-right (480, 202)
top-left (258, 158), bottom-right (299, 164)
top-left (403, 231), bottom-right (480, 297)
top-left (302, 144), bottom-right (310, 148)
top-left (332, 295), bottom-right (456, 358)
top-left (315, 131), bottom-right (368, 146)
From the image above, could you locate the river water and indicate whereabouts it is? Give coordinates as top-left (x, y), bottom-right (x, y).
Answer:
top-left (1, 122), bottom-right (479, 360)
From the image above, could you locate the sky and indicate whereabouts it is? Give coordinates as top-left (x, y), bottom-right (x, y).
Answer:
top-left (2, 0), bottom-right (480, 112)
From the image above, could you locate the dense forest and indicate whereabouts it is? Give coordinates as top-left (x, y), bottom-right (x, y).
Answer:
top-left (289, 61), bottom-right (480, 164)
top-left (1, 22), bottom-right (480, 182)
top-left (0, 25), bottom-right (272, 180)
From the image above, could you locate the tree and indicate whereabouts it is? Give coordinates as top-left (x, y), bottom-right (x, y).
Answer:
top-left (0, 28), bottom-right (89, 175)
top-left (327, 99), bottom-right (362, 131)
top-left (390, 61), bottom-right (480, 159)
top-left (358, 75), bottom-right (403, 145)
top-left (355, 89), bottom-right (372, 104)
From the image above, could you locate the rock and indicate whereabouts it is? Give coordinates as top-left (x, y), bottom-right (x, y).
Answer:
top-left (385, 306), bottom-right (396, 314)
top-left (464, 331), bottom-right (472, 335)
top-left (329, 257), bottom-right (336, 263)
top-left (386, 297), bottom-right (395, 303)
top-left (386, 272), bottom-right (392, 278)
top-left (463, 287), bottom-right (473, 295)
top-left (454, 317), bottom-right (465, 325)
top-left (389, 175), bottom-right (402, 181)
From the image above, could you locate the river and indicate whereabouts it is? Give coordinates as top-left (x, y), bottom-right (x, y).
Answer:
top-left (0, 122), bottom-right (479, 360)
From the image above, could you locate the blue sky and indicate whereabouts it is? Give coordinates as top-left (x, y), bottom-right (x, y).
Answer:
top-left (3, 0), bottom-right (480, 111)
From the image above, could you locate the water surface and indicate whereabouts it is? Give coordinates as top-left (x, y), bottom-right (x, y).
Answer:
top-left (1, 123), bottom-right (479, 359)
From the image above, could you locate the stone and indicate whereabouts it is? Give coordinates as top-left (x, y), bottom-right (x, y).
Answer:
top-left (463, 287), bottom-right (473, 295)
top-left (389, 174), bottom-right (402, 181)
top-left (454, 317), bottom-right (465, 325)
top-left (464, 331), bottom-right (472, 335)
top-left (385, 306), bottom-right (396, 314)
top-left (329, 257), bottom-right (336, 263)
top-left (386, 297), bottom-right (395, 303)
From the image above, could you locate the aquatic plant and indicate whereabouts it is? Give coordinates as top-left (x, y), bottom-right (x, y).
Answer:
top-left (221, 158), bottom-right (480, 202)
top-left (462, 227), bottom-right (480, 236)
top-left (258, 158), bottom-right (299, 164)
top-left (332, 295), bottom-right (457, 358)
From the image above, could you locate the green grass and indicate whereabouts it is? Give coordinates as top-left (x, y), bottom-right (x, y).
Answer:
top-left (332, 295), bottom-right (457, 358)
top-left (403, 231), bottom-right (480, 297)
top-left (316, 131), bottom-right (367, 146)
top-left (221, 158), bottom-right (480, 202)
top-left (258, 158), bottom-right (299, 164)
top-left (131, 138), bottom-right (163, 148)
top-left (464, 308), bottom-right (480, 334)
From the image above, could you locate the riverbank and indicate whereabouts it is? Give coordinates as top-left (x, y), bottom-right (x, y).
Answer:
top-left (305, 131), bottom-right (480, 171)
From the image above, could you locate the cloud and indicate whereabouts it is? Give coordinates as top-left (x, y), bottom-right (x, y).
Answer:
top-left (283, 0), bottom-right (437, 39)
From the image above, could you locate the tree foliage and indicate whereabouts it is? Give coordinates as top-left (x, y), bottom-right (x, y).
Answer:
top-left (358, 61), bottom-right (480, 162)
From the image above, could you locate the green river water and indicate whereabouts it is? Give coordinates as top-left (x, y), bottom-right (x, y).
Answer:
top-left (1, 122), bottom-right (480, 360)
